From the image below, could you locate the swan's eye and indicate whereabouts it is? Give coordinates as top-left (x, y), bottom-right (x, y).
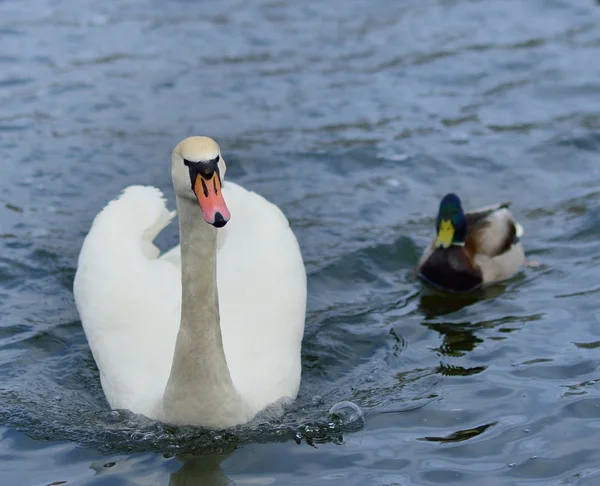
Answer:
top-left (183, 155), bottom-right (220, 170)
top-left (183, 156), bottom-right (221, 191)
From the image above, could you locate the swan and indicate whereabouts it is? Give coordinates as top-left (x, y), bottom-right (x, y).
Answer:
top-left (73, 136), bottom-right (307, 427)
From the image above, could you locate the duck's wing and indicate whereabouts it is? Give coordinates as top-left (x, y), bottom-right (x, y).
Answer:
top-left (466, 203), bottom-right (522, 258)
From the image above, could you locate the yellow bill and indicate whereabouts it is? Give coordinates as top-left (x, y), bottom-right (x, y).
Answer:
top-left (435, 219), bottom-right (454, 248)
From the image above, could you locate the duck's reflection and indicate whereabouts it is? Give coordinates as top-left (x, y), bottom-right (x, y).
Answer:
top-left (418, 284), bottom-right (504, 319)
top-left (417, 283), bottom-right (509, 368)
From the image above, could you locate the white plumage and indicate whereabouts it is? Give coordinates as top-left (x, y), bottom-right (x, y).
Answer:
top-left (74, 137), bottom-right (307, 427)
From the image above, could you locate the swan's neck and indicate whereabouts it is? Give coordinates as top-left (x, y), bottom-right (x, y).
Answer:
top-left (161, 195), bottom-right (245, 426)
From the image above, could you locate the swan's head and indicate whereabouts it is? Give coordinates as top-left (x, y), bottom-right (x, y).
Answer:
top-left (172, 136), bottom-right (230, 228)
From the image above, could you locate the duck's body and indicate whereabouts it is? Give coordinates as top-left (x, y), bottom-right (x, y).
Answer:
top-left (74, 137), bottom-right (306, 427)
top-left (417, 195), bottom-right (526, 292)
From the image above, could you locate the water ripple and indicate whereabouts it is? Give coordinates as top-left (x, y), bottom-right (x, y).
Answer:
top-left (1, 0), bottom-right (600, 483)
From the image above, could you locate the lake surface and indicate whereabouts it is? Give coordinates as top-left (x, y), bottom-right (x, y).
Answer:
top-left (2, 0), bottom-right (600, 484)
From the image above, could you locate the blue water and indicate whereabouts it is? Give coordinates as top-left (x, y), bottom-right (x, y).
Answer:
top-left (2, 0), bottom-right (600, 484)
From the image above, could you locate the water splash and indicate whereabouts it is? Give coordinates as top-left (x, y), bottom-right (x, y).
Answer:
top-left (328, 401), bottom-right (365, 430)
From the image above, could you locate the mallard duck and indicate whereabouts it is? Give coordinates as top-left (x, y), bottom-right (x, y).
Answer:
top-left (417, 193), bottom-right (528, 292)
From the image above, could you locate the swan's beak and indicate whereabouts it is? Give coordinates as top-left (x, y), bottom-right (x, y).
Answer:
top-left (193, 173), bottom-right (231, 228)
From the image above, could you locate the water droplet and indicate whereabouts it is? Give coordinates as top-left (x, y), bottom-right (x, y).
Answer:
top-left (311, 395), bottom-right (324, 406)
top-left (88, 14), bottom-right (109, 26)
top-left (130, 432), bottom-right (144, 441)
top-left (388, 152), bottom-right (409, 162)
top-left (32, 228), bottom-right (49, 238)
top-left (328, 401), bottom-right (364, 430)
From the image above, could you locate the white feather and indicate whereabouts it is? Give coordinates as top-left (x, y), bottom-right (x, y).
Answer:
top-left (73, 181), bottom-right (307, 421)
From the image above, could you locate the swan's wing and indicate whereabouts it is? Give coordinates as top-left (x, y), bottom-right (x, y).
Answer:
top-left (159, 243), bottom-right (182, 266)
top-left (74, 186), bottom-right (181, 416)
top-left (216, 182), bottom-right (307, 413)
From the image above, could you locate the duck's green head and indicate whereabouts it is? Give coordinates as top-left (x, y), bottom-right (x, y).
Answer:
top-left (435, 193), bottom-right (467, 248)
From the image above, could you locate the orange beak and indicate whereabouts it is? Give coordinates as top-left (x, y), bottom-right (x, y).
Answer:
top-left (193, 173), bottom-right (230, 227)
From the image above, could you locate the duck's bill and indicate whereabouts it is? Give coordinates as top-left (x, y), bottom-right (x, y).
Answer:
top-left (435, 219), bottom-right (454, 248)
top-left (193, 173), bottom-right (230, 228)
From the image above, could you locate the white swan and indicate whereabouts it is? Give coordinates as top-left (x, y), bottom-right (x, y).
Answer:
top-left (73, 136), bottom-right (307, 427)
